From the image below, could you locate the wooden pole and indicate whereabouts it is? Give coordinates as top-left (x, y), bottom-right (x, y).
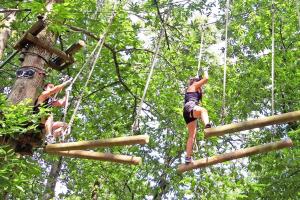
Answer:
top-left (14, 17), bottom-right (46, 50)
top-left (178, 139), bottom-right (293, 173)
top-left (46, 150), bottom-right (142, 165)
top-left (45, 135), bottom-right (149, 152)
top-left (50, 40), bottom-right (86, 70)
top-left (25, 33), bottom-right (72, 62)
top-left (204, 110), bottom-right (300, 138)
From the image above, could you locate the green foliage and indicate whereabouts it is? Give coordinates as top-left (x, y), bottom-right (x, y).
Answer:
top-left (0, 147), bottom-right (42, 198)
top-left (0, 0), bottom-right (299, 199)
top-left (0, 94), bottom-right (48, 138)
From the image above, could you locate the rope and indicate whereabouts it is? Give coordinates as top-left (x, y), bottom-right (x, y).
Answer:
top-left (297, 0), bottom-right (300, 30)
top-left (64, 3), bottom-right (118, 137)
top-left (221, 0), bottom-right (230, 124)
top-left (271, 1), bottom-right (275, 116)
top-left (196, 25), bottom-right (205, 77)
top-left (194, 25), bottom-right (206, 153)
top-left (132, 27), bottom-right (165, 131)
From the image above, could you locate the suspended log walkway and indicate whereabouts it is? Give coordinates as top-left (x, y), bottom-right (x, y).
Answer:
top-left (46, 150), bottom-right (142, 165)
top-left (178, 139), bottom-right (293, 173)
top-left (44, 135), bottom-right (149, 152)
top-left (44, 135), bottom-right (149, 165)
top-left (204, 111), bottom-right (300, 138)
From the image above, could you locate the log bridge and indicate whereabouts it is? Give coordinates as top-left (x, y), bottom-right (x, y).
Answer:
top-left (178, 111), bottom-right (299, 172)
top-left (44, 135), bottom-right (150, 165)
top-left (204, 111), bottom-right (300, 138)
top-left (178, 139), bottom-right (293, 173)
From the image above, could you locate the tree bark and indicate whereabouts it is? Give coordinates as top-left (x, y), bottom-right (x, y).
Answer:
top-left (43, 157), bottom-right (63, 200)
top-left (8, 0), bottom-right (62, 105)
top-left (91, 180), bottom-right (101, 200)
top-left (0, 11), bottom-right (16, 60)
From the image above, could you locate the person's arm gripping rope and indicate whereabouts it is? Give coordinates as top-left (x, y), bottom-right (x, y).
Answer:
top-left (193, 68), bottom-right (209, 90)
top-left (38, 79), bottom-right (72, 104)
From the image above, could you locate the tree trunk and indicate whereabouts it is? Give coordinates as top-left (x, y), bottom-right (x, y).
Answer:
top-left (91, 180), bottom-right (101, 200)
top-left (7, 28), bottom-right (53, 104)
top-left (0, 11), bottom-right (16, 60)
top-left (43, 157), bottom-right (63, 200)
top-left (153, 177), bottom-right (168, 200)
top-left (8, 0), bottom-right (62, 105)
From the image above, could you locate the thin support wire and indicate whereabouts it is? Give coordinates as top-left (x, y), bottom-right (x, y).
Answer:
top-left (296, 0), bottom-right (300, 30)
top-left (132, 27), bottom-right (165, 131)
top-left (65, 4), bottom-right (118, 137)
top-left (271, 1), bottom-right (275, 116)
top-left (196, 26), bottom-right (205, 77)
top-left (221, 0), bottom-right (230, 124)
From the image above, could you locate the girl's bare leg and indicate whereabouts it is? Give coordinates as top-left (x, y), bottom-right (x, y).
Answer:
top-left (52, 122), bottom-right (68, 138)
top-left (44, 114), bottom-right (53, 135)
top-left (53, 127), bottom-right (64, 137)
top-left (192, 106), bottom-right (209, 125)
top-left (52, 122), bottom-right (68, 129)
top-left (186, 120), bottom-right (197, 158)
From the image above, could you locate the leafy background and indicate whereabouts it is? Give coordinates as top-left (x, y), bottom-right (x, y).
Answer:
top-left (0, 0), bottom-right (299, 199)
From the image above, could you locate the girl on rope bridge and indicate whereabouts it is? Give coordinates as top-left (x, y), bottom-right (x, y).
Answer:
top-left (183, 67), bottom-right (211, 164)
top-left (34, 78), bottom-right (72, 142)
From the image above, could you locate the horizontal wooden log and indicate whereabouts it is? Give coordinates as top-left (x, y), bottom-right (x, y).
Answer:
top-left (65, 40), bottom-right (86, 55)
top-left (178, 139), bottom-right (293, 173)
top-left (50, 40), bottom-right (86, 70)
top-left (24, 33), bottom-right (72, 63)
top-left (14, 18), bottom-right (46, 50)
top-left (45, 135), bottom-right (149, 152)
top-left (46, 150), bottom-right (142, 165)
top-left (205, 110), bottom-right (300, 138)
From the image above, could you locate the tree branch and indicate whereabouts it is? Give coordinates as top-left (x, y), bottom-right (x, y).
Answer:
top-left (84, 81), bottom-right (120, 99)
top-left (116, 47), bottom-right (176, 72)
top-left (153, 0), bottom-right (170, 50)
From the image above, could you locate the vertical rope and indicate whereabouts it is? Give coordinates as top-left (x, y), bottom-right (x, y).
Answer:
top-left (194, 26), bottom-right (205, 153)
top-left (271, 1), bottom-right (275, 116)
top-left (65, 3), bottom-right (118, 137)
top-left (196, 26), bottom-right (205, 77)
top-left (296, 0), bottom-right (300, 30)
top-left (132, 27), bottom-right (165, 131)
top-left (221, 0), bottom-right (230, 124)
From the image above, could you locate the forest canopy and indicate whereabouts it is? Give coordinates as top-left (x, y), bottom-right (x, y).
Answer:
top-left (0, 0), bottom-right (299, 199)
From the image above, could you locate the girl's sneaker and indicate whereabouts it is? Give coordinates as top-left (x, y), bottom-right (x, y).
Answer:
top-left (205, 123), bottom-right (212, 129)
top-left (185, 157), bottom-right (193, 164)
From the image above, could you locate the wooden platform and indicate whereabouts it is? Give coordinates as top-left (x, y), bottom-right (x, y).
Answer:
top-left (177, 139), bottom-right (293, 173)
top-left (14, 17), bottom-right (46, 49)
top-left (204, 111), bottom-right (300, 138)
top-left (14, 17), bottom-right (85, 71)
